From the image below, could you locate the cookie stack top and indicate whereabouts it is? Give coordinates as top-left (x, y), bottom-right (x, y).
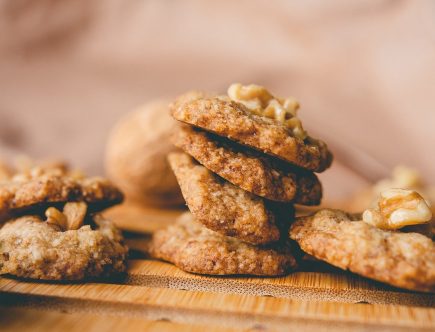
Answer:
top-left (150, 84), bottom-right (333, 276)
top-left (169, 84), bottom-right (332, 244)
top-left (171, 86), bottom-right (332, 173)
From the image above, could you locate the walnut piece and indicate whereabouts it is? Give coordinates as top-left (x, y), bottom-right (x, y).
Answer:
top-left (227, 83), bottom-right (306, 140)
top-left (45, 207), bottom-right (68, 231)
top-left (363, 188), bottom-right (432, 230)
top-left (45, 202), bottom-right (88, 231)
top-left (63, 202), bottom-right (88, 230)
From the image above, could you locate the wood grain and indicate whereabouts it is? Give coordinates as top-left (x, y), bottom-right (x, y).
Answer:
top-left (1, 278), bottom-right (434, 331)
top-left (124, 259), bottom-right (434, 307)
top-left (0, 306), bottom-right (237, 332)
top-left (105, 203), bottom-right (184, 234)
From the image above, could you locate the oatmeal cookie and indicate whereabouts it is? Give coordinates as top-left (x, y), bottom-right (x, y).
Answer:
top-left (289, 209), bottom-right (435, 292)
top-left (173, 125), bottom-right (321, 204)
top-left (0, 214), bottom-right (128, 280)
top-left (0, 173), bottom-right (123, 217)
top-left (170, 93), bottom-right (332, 172)
top-left (168, 152), bottom-right (294, 245)
top-left (149, 212), bottom-right (297, 276)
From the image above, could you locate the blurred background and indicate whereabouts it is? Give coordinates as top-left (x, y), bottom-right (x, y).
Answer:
top-left (0, 0), bottom-right (434, 202)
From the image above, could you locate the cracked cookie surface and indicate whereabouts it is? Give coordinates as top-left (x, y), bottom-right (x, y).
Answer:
top-left (149, 212), bottom-right (297, 276)
top-left (289, 209), bottom-right (435, 292)
top-left (0, 214), bottom-right (128, 280)
top-left (173, 125), bottom-right (321, 204)
top-left (0, 173), bottom-right (123, 218)
top-left (168, 152), bottom-right (294, 245)
top-left (171, 92), bottom-right (332, 172)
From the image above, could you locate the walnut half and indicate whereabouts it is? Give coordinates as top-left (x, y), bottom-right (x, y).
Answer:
top-left (45, 202), bottom-right (88, 231)
top-left (362, 188), bottom-right (432, 230)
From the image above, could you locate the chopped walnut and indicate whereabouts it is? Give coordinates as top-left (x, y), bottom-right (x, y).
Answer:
top-left (63, 202), bottom-right (88, 230)
top-left (45, 207), bottom-right (68, 231)
top-left (363, 188), bottom-right (432, 230)
top-left (227, 83), bottom-right (306, 140)
top-left (45, 202), bottom-right (88, 231)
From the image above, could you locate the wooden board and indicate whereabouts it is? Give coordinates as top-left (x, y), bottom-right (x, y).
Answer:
top-left (1, 203), bottom-right (434, 331)
top-left (0, 306), bottom-right (237, 332)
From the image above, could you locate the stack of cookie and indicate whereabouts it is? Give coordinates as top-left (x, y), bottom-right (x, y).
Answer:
top-left (149, 84), bottom-right (333, 276)
top-left (0, 161), bottom-right (128, 281)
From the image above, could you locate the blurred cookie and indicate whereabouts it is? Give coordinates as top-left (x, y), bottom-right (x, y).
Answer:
top-left (170, 85), bottom-right (332, 172)
top-left (149, 212), bottom-right (297, 276)
top-left (105, 100), bottom-right (183, 207)
top-left (0, 211), bottom-right (128, 280)
top-left (0, 167), bottom-right (123, 217)
top-left (173, 125), bottom-right (321, 204)
top-left (168, 152), bottom-right (295, 245)
top-left (289, 209), bottom-right (435, 292)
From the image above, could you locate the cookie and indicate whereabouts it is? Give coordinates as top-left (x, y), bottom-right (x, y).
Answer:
top-left (168, 152), bottom-right (294, 245)
top-left (289, 209), bottom-right (435, 292)
top-left (0, 213), bottom-right (128, 280)
top-left (170, 92), bottom-right (332, 172)
top-left (105, 100), bottom-right (184, 207)
top-left (149, 212), bottom-right (297, 276)
top-left (0, 171), bottom-right (123, 218)
top-left (173, 125), bottom-right (321, 204)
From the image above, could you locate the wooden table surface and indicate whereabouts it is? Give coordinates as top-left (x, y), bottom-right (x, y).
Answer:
top-left (1, 204), bottom-right (434, 331)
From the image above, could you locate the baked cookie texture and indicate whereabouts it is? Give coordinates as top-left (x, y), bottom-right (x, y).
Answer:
top-left (0, 161), bottom-right (128, 281)
top-left (170, 93), bottom-right (332, 172)
top-left (149, 212), bottom-right (297, 276)
top-left (0, 174), bottom-right (123, 217)
top-left (289, 209), bottom-right (435, 292)
top-left (173, 125), bottom-right (322, 204)
top-left (0, 214), bottom-right (128, 280)
top-left (168, 152), bottom-right (295, 245)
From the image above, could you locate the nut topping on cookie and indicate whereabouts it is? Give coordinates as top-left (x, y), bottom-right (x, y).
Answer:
top-left (171, 87), bottom-right (333, 172)
top-left (45, 202), bottom-right (88, 231)
top-left (63, 202), bottom-right (88, 230)
top-left (227, 83), bottom-right (306, 139)
top-left (45, 206), bottom-right (68, 230)
top-left (363, 188), bottom-right (432, 230)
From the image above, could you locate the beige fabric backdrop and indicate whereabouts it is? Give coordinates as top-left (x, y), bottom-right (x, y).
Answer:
top-left (0, 0), bottom-right (434, 200)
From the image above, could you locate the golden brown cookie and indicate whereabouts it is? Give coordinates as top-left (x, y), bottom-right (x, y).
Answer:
top-left (0, 213), bottom-right (128, 280)
top-left (149, 212), bottom-right (297, 276)
top-left (168, 152), bottom-right (294, 245)
top-left (289, 209), bottom-right (435, 292)
top-left (173, 125), bottom-right (322, 205)
top-left (0, 171), bottom-right (123, 218)
top-left (170, 93), bottom-right (332, 172)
